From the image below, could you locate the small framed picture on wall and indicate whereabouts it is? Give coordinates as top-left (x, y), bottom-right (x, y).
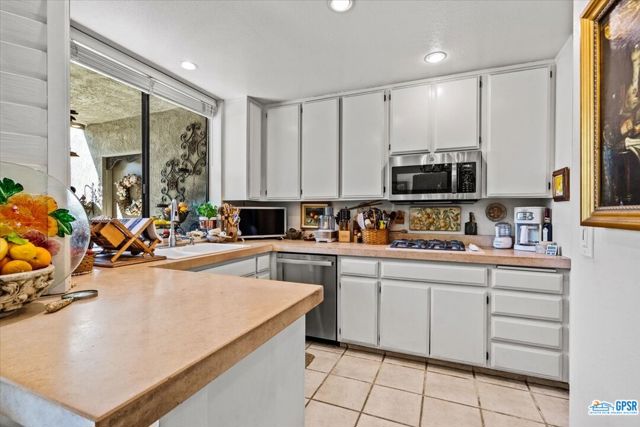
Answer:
top-left (301, 203), bottom-right (328, 229)
top-left (552, 167), bottom-right (570, 202)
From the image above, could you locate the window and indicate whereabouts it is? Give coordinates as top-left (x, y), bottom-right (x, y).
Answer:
top-left (70, 64), bottom-right (209, 230)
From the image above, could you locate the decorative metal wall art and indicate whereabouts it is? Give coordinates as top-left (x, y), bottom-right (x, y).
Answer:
top-left (160, 121), bottom-right (208, 203)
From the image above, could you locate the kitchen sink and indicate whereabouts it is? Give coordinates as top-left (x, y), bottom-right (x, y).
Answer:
top-left (155, 243), bottom-right (247, 259)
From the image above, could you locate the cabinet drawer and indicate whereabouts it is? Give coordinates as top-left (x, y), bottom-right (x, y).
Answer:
top-left (256, 254), bottom-right (271, 272)
top-left (491, 317), bottom-right (562, 349)
top-left (340, 258), bottom-right (378, 277)
top-left (198, 258), bottom-right (256, 277)
top-left (381, 260), bottom-right (487, 286)
top-left (492, 268), bottom-right (563, 294)
top-left (492, 291), bottom-right (563, 321)
top-left (491, 342), bottom-right (563, 380)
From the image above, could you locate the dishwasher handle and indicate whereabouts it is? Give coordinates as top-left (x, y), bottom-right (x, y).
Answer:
top-left (276, 258), bottom-right (334, 267)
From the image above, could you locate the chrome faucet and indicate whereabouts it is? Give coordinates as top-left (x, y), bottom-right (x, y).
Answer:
top-left (168, 199), bottom-right (178, 247)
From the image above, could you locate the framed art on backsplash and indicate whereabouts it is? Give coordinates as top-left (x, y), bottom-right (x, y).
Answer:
top-left (581, 0), bottom-right (640, 230)
top-left (300, 203), bottom-right (327, 229)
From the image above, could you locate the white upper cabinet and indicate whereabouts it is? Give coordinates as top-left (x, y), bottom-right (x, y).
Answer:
top-left (432, 76), bottom-right (480, 152)
top-left (247, 101), bottom-right (263, 200)
top-left (341, 91), bottom-right (386, 199)
top-left (222, 97), bottom-right (262, 201)
top-left (265, 104), bottom-right (300, 199)
top-left (486, 66), bottom-right (553, 197)
top-left (390, 85), bottom-right (430, 154)
top-left (390, 77), bottom-right (480, 154)
top-left (301, 98), bottom-right (339, 199)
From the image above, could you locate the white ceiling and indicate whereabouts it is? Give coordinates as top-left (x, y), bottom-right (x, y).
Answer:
top-left (70, 0), bottom-right (572, 103)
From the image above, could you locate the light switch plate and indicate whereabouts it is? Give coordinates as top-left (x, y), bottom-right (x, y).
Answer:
top-left (580, 226), bottom-right (594, 258)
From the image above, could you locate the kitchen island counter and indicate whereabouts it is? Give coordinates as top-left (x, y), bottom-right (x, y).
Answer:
top-left (0, 267), bottom-right (322, 427)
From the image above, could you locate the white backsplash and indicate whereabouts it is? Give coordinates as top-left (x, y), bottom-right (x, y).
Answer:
top-left (229, 198), bottom-right (551, 237)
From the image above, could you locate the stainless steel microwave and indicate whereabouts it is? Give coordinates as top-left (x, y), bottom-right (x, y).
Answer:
top-left (389, 150), bottom-right (482, 201)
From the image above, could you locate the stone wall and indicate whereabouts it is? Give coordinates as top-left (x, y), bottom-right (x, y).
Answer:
top-left (81, 107), bottom-right (207, 222)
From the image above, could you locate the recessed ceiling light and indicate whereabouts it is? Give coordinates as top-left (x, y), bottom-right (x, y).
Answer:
top-left (424, 51), bottom-right (447, 64)
top-left (328, 0), bottom-right (353, 13)
top-left (181, 61), bottom-right (197, 71)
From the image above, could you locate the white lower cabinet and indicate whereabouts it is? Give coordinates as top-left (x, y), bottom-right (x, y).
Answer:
top-left (192, 255), bottom-right (270, 279)
top-left (379, 280), bottom-right (429, 356)
top-left (256, 271), bottom-right (271, 280)
top-left (339, 276), bottom-right (378, 346)
top-left (430, 286), bottom-right (487, 365)
top-left (338, 257), bottom-right (569, 381)
top-left (491, 342), bottom-right (563, 380)
top-left (196, 257), bottom-right (257, 277)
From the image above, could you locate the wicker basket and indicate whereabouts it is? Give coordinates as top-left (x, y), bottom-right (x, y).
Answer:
top-left (0, 265), bottom-right (55, 315)
top-left (361, 229), bottom-right (389, 245)
top-left (72, 251), bottom-right (95, 276)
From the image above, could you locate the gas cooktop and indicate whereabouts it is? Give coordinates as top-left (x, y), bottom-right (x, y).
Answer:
top-left (389, 239), bottom-right (466, 251)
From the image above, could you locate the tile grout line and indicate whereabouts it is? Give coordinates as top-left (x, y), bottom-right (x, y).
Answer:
top-left (419, 360), bottom-right (429, 427)
top-left (353, 350), bottom-right (386, 427)
top-left (472, 368), bottom-right (487, 427)
top-left (306, 350), bottom-right (341, 402)
top-left (306, 343), bottom-right (566, 427)
top-left (527, 378), bottom-right (550, 426)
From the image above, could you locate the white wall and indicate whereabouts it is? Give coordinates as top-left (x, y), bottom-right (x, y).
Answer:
top-left (569, 2), bottom-right (640, 426)
top-left (552, 36), bottom-right (574, 256)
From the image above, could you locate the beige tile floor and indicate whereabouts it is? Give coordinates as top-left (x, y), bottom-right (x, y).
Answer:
top-left (304, 341), bottom-right (569, 427)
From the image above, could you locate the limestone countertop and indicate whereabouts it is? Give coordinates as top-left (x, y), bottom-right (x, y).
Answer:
top-left (147, 239), bottom-right (570, 271)
top-left (0, 267), bottom-right (323, 427)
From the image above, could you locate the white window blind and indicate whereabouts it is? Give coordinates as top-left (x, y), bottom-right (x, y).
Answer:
top-left (70, 28), bottom-right (218, 117)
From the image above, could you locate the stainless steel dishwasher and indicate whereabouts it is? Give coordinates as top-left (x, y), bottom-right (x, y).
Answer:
top-left (276, 253), bottom-right (337, 341)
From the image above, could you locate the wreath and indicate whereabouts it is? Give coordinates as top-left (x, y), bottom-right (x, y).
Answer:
top-left (115, 174), bottom-right (142, 216)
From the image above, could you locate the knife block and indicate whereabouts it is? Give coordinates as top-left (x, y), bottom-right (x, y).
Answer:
top-left (338, 230), bottom-right (351, 243)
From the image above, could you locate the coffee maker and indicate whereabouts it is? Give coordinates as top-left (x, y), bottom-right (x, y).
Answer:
top-left (315, 207), bottom-right (338, 243)
top-left (514, 207), bottom-right (545, 251)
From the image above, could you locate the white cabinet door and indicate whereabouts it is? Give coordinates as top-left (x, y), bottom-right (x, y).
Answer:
top-left (430, 286), bottom-right (486, 365)
top-left (341, 91), bottom-right (386, 199)
top-left (266, 104), bottom-right (300, 199)
top-left (379, 280), bottom-right (429, 356)
top-left (390, 85), bottom-right (430, 154)
top-left (433, 77), bottom-right (480, 152)
top-left (486, 67), bottom-right (552, 197)
top-left (247, 101), bottom-right (263, 199)
top-left (301, 98), bottom-right (339, 199)
top-left (339, 276), bottom-right (378, 346)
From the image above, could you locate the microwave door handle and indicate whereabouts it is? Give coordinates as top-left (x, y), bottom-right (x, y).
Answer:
top-left (451, 163), bottom-right (458, 194)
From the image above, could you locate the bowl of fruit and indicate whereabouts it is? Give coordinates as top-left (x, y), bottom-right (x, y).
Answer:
top-left (0, 162), bottom-right (89, 316)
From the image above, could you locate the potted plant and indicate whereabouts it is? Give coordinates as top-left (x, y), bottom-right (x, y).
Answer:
top-left (197, 202), bottom-right (219, 230)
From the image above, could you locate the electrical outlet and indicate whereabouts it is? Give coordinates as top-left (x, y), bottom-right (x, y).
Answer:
top-left (580, 226), bottom-right (594, 258)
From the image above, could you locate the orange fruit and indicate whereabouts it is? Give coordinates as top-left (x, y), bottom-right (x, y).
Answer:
top-left (0, 257), bottom-right (10, 270)
top-left (28, 247), bottom-right (52, 269)
top-left (1, 260), bottom-right (33, 275)
top-left (8, 242), bottom-right (37, 261)
top-left (0, 237), bottom-right (7, 261)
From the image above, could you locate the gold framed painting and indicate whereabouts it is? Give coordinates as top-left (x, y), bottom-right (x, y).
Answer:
top-left (581, 0), bottom-right (640, 230)
top-left (300, 203), bottom-right (327, 229)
